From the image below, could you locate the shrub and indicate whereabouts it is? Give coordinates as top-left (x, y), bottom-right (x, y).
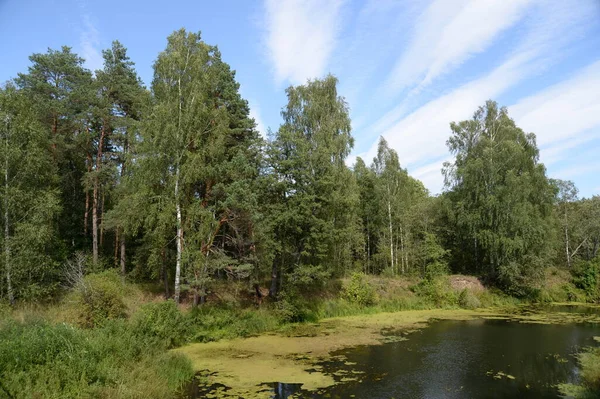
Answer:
top-left (412, 277), bottom-right (458, 307)
top-left (274, 290), bottom-right (316, 323)
top-left (72, 269), bottom-right (127, 328)
top-left (458, 289), bottom-right (481, 309)
top-left (133, 300), bottom-right (190, 348)
top-left (341, 273), bottom-right (377, 306)
top-left (497, 257), bottom-right (544, 298)
top-left (574, 258), bottom-right (600, 300)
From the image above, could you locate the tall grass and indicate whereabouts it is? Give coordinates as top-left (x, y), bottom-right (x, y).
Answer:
top-left (0, 318), bottom-right (194, 399)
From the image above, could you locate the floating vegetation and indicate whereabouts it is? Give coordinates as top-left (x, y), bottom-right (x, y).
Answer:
top-left (177, 306), bottom-right (599, 398)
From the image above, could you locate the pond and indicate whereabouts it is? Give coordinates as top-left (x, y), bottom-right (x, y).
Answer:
top-left (186, 306), bottom-right (600, 398)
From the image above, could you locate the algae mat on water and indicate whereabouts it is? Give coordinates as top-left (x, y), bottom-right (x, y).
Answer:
top-left (175, 309), bottom-right (498, 398)
top-left (176, 306), bottom-right (600, 398)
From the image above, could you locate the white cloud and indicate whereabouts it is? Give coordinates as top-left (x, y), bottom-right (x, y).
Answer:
top-left (358, 0), bottom-right (597, 194)
top-left (411, 157), bottom-right (451, 194)
top-left (553, 162), bottom-right (600, 180)
top-left (510, 60), bottom-right (600, 162)
top-left (248, 100), bottom-right (267, 138)
top-left (385, 0), bottom-right (534, 94)
top-left (264, 0), bottom-right (344, 85)
top-left (80, 15), bottom-right (103, 72)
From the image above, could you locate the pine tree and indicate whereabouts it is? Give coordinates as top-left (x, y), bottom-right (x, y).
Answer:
top-left (15, 47), bottom-right (93, 252)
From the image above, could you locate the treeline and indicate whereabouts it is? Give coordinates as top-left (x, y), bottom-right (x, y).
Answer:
top-left (1, 28), bottom-right (599, 305)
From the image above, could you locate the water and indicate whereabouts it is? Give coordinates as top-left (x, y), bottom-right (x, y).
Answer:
top-left (188, 307), bottom-right (600, 398)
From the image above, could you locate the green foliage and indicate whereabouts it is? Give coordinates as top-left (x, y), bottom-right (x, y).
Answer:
top-left (271, 289), bottom-right (318, 323)
top-left (0, 319), bottom-right (193, 399)
top-left (188, 306), bottom-right (281, 342)
top-left (443, 100), bottom-right (555, 291)
top-left (422, 232), bottom-right (450, 279)
top-left (72, 269), bottom-right (127, 328)
top-left (458, 289), bottom-right (481, 309)
top-left (341, 273), bottom-right (377, 306)
top-left (133, 300), bottom-right (190, 348)
top-left (574, 258), bottom-right (600, 300)
top-left (412, 277), bottom-right (459, 307)
top-left (267, 75), bottom-right (361, 294)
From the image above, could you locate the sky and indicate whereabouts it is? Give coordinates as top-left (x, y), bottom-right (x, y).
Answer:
top-left (1, 0), bottom-right (599, 197)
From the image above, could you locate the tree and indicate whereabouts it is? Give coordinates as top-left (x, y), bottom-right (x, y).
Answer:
top-left (0, 84), bottom-right (61, 303)
top-left (267, 75), bottom-right (361, 294)
top-left (119, 29), bottom-right (260, 304)
top-left (552, 179), bottom-right (579, 268)
top-left (354, 157), bottom-right (379, 274)
top-left (443, 100), bottom-right (555, 293)
top-left (93, 41), bottom-right (146, 271)
top-left (370, 137), bottom-right (427, 275)
top-left (15, 47), bottom-right (93, 253)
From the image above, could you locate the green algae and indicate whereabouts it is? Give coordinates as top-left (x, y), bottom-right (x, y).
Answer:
top-left (176, 304), bottom-right (600, 398)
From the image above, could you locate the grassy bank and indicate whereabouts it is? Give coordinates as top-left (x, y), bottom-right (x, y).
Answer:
top-left (0, 270), bottom-right (596, 398)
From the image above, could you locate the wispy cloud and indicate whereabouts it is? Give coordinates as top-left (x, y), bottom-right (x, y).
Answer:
top-left (80, 15), bottom-right (103, 72)
top-left (385, 0), bottom-right (534, 95)
top-left (358, 0), bottom-right (597, 194)
top-left (263, 0), bottom-right (344, 85)
top-left (510, 60), bottom-right (600, 164)
top-left (553, 161), bottom-right (600, 180)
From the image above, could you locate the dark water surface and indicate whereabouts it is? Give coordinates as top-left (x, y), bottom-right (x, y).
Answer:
top-left (190, 307), bottom-right (600, 398)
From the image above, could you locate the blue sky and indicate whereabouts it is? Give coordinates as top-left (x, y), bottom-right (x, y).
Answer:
top-left (1, 0), bottom-right (599, 197)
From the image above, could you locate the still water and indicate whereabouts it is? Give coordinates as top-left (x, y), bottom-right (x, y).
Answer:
top-left (192, 307), bottom-right (600, 398)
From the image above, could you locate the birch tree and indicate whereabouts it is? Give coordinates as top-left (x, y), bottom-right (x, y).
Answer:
top-left (0, 85), bottom-right (61, 303)
top-left (443, 100), bottom-right (555, 293)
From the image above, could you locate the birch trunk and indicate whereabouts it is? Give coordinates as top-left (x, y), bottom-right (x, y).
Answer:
top-left (4, 135), bottom-right (13, 305)
top-left (564, 207), bottom-right (571, 268)
top-left (387, 197), bottom-right (394, 274)
top-left (174, 167), bottom-right (182, 303)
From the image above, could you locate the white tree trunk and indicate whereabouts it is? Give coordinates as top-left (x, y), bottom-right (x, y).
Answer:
top-left (564, 207), bottom-right (571, 268)
top-left (4, 141), bottom-right (13, 305)
top-left (387, 197), bottom-right (394, 274)
top-left (174, 166), bottom-right (183, 303)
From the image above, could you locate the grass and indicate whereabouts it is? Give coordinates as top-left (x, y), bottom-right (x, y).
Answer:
top-left (0, 318), bottom-right (194, 399)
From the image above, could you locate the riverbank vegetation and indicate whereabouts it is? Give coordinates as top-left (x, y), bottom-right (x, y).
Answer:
top-left (559, 337), bottom-right (600, 398)
top-left (1, 28), bottom-right (600, 398)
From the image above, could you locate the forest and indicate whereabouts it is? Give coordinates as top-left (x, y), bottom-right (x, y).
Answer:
top-left (1, 28), bottom-right (600, 398)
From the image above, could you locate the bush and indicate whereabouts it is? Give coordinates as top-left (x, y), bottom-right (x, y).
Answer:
top-left (458, 289), bottom-right (481, 309)
top-left (72, 269), bottom-right (127, 328)
top-left (274, 290), bottom-right (317, 323)
top-left (574, 258), bottom-right (600, 300)
top-left (133, 300), bottom-right (190, 348)
top-left (497, 257), bottom-right (544, 298)
top-left (412, 277), bottom-right (458, 307)
top-left (341, 273), bottom-right (377, 306)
